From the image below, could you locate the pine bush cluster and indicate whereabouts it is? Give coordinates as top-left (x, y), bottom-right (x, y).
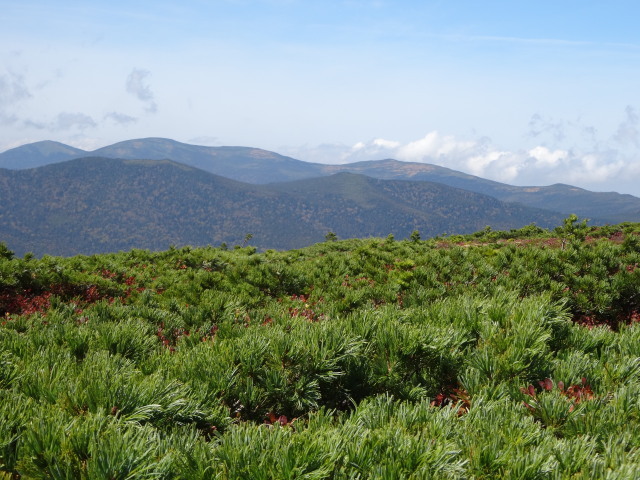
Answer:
top-left (1, 221), bottom-right (640, 478)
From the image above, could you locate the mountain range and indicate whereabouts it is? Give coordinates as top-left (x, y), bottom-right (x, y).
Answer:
top-left (1, 137), bottom-right (638, 256)
top-left (0, 157), bottom-right (565, 256)
top-left (3, 137), bottom-right (640, 223)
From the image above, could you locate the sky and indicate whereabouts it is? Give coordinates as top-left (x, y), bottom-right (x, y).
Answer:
top-left (2, 0), bottom-right (640, 195)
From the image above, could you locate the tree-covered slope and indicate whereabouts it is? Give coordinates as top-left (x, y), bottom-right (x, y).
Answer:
top-left (266, 172), bottom-right (564, 239)
top-left (0, 157), bottom-right (564, 256)
top-left (322, 159), bottom-right (640, 223)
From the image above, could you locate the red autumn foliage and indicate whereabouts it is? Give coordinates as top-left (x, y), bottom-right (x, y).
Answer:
top-left (430, 385), bottom-right (471, 415)
top-left (521, 377), bottom-right (594, 413)
top-left (287, 294), bottom-right (325, 322)
top-left (0, 283), bottom-right (111, 317)
top-left (264, 412), bottom-right (294, 427)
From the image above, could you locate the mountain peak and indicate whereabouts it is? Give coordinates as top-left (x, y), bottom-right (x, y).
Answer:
top-left (0, 141), bottom-right (86, 169)
top-left (3, 139), bottom-right (82, 154)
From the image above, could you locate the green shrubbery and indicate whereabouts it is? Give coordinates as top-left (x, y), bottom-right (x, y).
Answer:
top-left (1, 221), bottom-right (640, 478)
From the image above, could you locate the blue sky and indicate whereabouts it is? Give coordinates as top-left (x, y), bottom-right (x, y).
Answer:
top-left (2, 0), bottom-right (640, 194)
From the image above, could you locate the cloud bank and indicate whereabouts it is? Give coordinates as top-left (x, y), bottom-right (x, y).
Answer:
top-left (0, 66), bottom-right (146, 139)
top-left (283, 107), bottom-right (640, 195)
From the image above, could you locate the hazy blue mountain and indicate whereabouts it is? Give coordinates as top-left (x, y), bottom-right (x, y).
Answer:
top-left (0, 157), bottom-right (564, 256)
top-left (90, 138), bottom-right (326, 183)
top-left (0, 137), bottom-right (326, 182)
top-left (0, 140), bottom-right (86, 169)
top-left (2, 138), bottom-right (639, 223)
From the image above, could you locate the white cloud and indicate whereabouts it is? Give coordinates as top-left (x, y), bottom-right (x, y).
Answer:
top-left (351, 141), bottom-right (366, 151)
top-left (343, 138), bottom-right (401, 160)
top-left (126, 68), bottom-right (157, 114)
top-left (527, 146), bottom-right (568, 166)
top-left (396, 131), bottom-right (475, 161)
top-left (372, 138), bottom-right (400, 149)
top-left (282, 106), bottom-right (640, 195)
top-left (569, 153), bottom-right (625, 183)
top-left (466, 150), bottom-right (512, 178)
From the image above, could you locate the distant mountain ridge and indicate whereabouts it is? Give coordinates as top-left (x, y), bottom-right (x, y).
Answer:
top-left (0, 138), bottom-right (324, 183)
top-left (0, 140), bottom-right (86, 169)
top-left (2, 137), bottom-right (640, 223)
top-left (0, 157), bottom-right (564, 256)
top-left (322, 159), bottom-right (640, 223)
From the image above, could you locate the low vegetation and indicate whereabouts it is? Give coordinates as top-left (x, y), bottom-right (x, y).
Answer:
top-left (1, 220), bottom-right (640, 478)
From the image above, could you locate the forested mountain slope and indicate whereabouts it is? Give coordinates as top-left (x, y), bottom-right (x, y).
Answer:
top-left (2, 138), bottom-right (639, 223)
top-left (323, 159), bottom-right (640, 222)
top-left (0, 157), bottom-right (563, 256)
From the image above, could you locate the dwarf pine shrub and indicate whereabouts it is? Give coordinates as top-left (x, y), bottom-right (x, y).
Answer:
top-left (1, 222), bottom-right (640, 478)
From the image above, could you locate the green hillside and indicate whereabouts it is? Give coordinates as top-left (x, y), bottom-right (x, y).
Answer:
top-left (1, 223), bottom-right (640, 478)
top-left (322, 159), bottom-right (640, 223)
top-left (267, 172), bottom-right (564, 239)
top-left (0, 157), bottom-right (564, 257)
